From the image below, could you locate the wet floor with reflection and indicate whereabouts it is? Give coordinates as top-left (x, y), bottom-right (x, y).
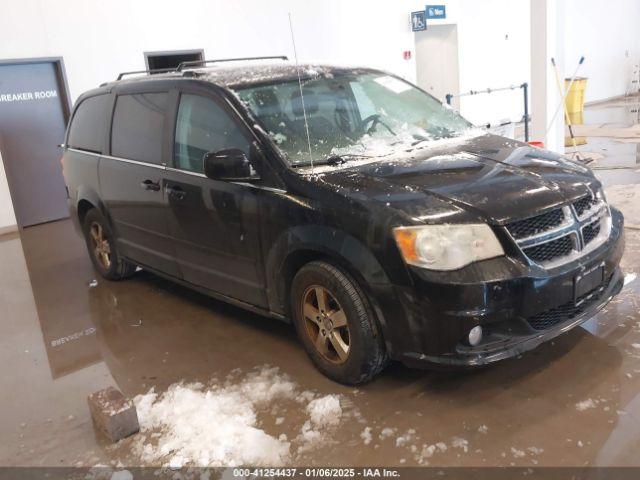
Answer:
top-left (2, 99), bottom-right (640, 468)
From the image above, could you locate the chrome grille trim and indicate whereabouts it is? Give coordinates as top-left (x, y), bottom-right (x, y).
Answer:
top-left (504, 195), bottom-right (611, 268)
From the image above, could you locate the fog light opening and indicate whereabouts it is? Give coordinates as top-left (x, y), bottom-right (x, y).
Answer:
top-left (468, 326), bottom-right (483, 347)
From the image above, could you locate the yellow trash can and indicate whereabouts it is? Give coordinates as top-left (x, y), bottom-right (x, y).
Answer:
top-left (564, 77), bottom-right (588, 146)
top-left (565, 77), bottom-right (587, 113)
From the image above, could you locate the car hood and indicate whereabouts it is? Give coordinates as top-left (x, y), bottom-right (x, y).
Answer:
top-left (307, 134), bottom-right (600, 225)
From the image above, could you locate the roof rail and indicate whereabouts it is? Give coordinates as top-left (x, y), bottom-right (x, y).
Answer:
top-left (116, 67), bottom-right (176, 81)
top-left (176, 55), bottom-right (289, 72)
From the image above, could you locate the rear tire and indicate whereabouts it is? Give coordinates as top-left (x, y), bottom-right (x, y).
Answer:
top-left (82, 208), bottom-right (136, 280)
top-left (290, 260), bottom-right (387, 384)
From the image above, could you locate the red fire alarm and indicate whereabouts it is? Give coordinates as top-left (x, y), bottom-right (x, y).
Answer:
top-left (403, 50), bottom-right (412, 60)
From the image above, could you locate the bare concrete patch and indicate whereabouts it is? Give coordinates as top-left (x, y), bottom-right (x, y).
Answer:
top-left (605, 184), bottom-right (640, 228)
top-left (572, 124), bottom-right (640, 142)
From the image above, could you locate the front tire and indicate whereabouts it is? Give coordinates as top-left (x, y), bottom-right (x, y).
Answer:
top-left (82, 208), bottom-right (136, 280)
top-left (290, 261), bottom-right (387, 384)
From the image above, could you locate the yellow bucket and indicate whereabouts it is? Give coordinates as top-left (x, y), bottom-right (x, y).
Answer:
top-left (565, 77), bottom-right (587, 114)
top-left (564, 77), bottom-right (587, 146)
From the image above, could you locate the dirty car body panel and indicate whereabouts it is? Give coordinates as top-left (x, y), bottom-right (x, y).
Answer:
top-left (62, 63), bottom-right (625, 370)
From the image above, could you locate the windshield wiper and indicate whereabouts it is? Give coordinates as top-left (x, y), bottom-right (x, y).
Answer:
top-left (326, 153), bottom-right (372, 165)
top-left (290, 153), bottom-right (373, 168)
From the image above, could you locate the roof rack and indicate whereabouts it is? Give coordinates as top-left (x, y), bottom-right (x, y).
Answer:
top-left (176, 55), bottom-right (289, 71)
top-left (114, 56), bottom-right (289, 82)
top-left (116, 67), bottom-right (176, 80)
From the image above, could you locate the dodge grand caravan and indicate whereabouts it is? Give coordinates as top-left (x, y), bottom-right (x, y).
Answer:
top-left (61, 59), bottom-right (624, 384)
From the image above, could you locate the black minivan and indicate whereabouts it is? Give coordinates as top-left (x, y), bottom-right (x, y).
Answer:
top-left (62, 60), bottom-right (624, 384)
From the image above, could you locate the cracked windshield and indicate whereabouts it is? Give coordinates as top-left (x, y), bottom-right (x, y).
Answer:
top-left (235, 72), bottom-right (472, 166)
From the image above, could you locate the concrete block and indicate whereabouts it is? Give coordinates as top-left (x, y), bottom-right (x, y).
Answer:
top-left (88, 386), bottom-right (139, 442)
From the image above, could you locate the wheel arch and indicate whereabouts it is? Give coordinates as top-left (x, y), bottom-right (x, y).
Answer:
top-left (265, 226), bottom-right (393, 330)
top-left (75, 186), bottom-right (114, 231)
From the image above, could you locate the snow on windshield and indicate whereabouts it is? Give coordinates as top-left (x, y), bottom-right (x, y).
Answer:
top-left (233, 71), bottom-right (476, 167)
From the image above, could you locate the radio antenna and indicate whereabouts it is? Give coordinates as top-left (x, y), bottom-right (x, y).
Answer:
top-left (288, 12), bottom-right (314, 171)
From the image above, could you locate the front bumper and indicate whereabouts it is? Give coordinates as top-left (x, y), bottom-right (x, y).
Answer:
top-left (384, 207), bottom-right (625, 368)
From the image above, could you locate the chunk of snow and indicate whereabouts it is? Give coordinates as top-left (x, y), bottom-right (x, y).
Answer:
top-left (296, 395), bottom-right (343, 454)
top-left (306, 395), bottom-right (342, 427)
top-left (421, 444), bottom-right (436, 459)
top-left (271, 132), bottom-right (287, 144)
top-left (451, 437), bottom-right (469, 453)
top-left (379, 427), bottom-right (396, 440)
top-left (395, 429), bottom-right (416, 447)
top-left (168, 456), bottom-right (185, 470)
top-left (361, 427), bottom-right (373, 445)
top-left (511, 447), bottom-right (525, 458)
top-left (298, 420), bottom-right (323, 451)
top-left (624, 272), bottom-right (637, 286)
top-left (575, 399), bottom-right (597, 411)
top-left (478, 425), bottom-right (488, 434)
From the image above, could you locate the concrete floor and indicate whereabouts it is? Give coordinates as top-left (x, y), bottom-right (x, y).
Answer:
top-left (2, 98), bottom-right (640, 469)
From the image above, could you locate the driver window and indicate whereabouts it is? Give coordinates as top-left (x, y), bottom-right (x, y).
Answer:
top-left (174, 94), bottom-right (251, 172)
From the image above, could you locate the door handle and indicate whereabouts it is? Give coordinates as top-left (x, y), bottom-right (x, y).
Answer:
top-left (141, 179), bottom-right (160, 191)
top-left (166, 185), bottom-right (186, 200)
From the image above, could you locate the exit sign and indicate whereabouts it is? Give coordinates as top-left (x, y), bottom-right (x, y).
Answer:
top-left (426, 5), bottom-right (446, 19)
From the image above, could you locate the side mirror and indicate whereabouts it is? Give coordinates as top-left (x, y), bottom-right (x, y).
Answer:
top-left (203, 148), bottom-right (257, 181)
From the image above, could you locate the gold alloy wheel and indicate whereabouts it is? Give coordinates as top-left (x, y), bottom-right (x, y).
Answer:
top-left (302, 285), bottom-right (350, 364)
top-left (89, 222), bottom-right (111, 270)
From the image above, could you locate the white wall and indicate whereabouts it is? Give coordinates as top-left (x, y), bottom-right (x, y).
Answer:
top-left (451, 0), bottom-right (531, 125)
top-left (564, 0), bottom-right (640, 103)
top-left (0, 0), bottom-right (531, 121)
top-left (0, 0), bottom-right (418, 102)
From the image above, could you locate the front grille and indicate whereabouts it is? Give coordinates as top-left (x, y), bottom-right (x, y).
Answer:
top-left (506, 190), bottom-right (610, 267)
top-left (526, 274), bottom-right (611, 330)
top-left (573, 194), bottom-right (597, 217)
top-left (506, 208), bottom-right (565, 239)
top-left (522, 235), bottom-right (574, 263)
top-left (582, 220), bottom-right (601, 245)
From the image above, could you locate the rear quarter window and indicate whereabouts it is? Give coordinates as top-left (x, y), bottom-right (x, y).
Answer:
top-left (111, 93), bottom-right (167, 164)
top-left (67, 94), bottom-right (109, 153)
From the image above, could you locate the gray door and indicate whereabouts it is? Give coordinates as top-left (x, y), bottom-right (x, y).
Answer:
top-left (0, 60), bottom-right (70, 227)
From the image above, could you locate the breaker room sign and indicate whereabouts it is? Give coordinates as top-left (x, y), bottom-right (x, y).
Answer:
top-left (0, 89), bottom-right (58, 103)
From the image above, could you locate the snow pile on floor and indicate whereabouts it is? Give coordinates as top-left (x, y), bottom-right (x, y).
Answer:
top-left (131, 366), bottom-right (342, 467)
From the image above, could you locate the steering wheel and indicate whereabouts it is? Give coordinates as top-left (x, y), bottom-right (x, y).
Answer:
top-left (359, 114), bottom-right (396, 136)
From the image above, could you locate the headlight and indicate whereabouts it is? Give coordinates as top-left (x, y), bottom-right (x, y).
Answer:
top-left (393, 224), bottom-right (504, 271)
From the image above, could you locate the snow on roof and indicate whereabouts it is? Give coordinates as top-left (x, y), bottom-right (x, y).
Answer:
top-left (107, 62), bottom-right (378, 89)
